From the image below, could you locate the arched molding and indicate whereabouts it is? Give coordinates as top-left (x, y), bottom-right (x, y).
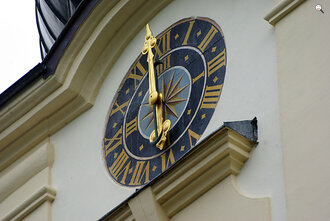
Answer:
top-left (0, 0), bottom-right (172, 170)
top-left (264, 0), bottom-right (306, 25)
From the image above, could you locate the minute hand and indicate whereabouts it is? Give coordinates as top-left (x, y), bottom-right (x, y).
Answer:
top-left (142, 24), bottom-right (164, 144)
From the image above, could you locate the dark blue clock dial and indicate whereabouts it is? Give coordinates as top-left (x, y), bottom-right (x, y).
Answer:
top-left (103, 17), bottom-right (227, 187)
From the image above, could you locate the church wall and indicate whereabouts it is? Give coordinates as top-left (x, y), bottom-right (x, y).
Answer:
top-left (171, 176), bottom-right (271, 221)
top-left (274, 0), bottom-right (330, 220)
top-left (49, 0), bottom-right (285, 220)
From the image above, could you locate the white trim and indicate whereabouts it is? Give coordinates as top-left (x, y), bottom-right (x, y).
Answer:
top-left (264, 0), bottom-right (306, 25)
top-left (0, 140), bottom-right (54, 202)
top-left (2, 186), bottom-right (56, 221)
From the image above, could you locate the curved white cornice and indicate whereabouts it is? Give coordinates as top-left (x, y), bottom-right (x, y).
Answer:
top-left (264, 0), bottom-right (306, 25)
top-left (0, 0), bottom-right (172, 170)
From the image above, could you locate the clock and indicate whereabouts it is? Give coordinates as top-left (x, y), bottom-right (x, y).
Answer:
top-left (103, 17), bottom-right (226, 187)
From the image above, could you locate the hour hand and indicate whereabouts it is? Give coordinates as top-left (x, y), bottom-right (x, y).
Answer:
top-left (149, 59), bottom-right (163, 105)
top-left (149, 90), bottom-right (158, 105)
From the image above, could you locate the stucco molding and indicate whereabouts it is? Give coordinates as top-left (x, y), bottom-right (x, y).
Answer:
top-left (0, 0), bottom-right (172, 170)
top-left (0, 140), bottom-right (54, 202)
top-left (2, 185), bottom-right (56, 221)
top-left (0, 139), bottom-right (56, 221)
top-left (264, 0), bottom-right (306, 25)
top-left (102, 203), bottom-right (134, 221)
top-left (152, 127), bottom-right (253, 217)
top-left (128, 187), bottom-right (169, 221)
top-left (101, 127), bottom-right (270, 220)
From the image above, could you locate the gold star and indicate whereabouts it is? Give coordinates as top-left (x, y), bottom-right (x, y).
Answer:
top-left (114, 152), bottom-right (118, 158)
top-left (197, 30), bottom-right (202, 37)
top-left (213, 76), bottom-right (218, 83)
top-left (185, 55), bottom-right (189, 61)
top-left (201, 114), bottom-right (205, 119)
top-left (212, 47), bottom-right (217, 52)
top-left (129, 168), bottom-right (133, 174)
top-left (138, 91), bottom-right (142, 97)
top-left (181, 146), bottom-right (185, 151)
top-left (139, 145), bottom-right (144, 151)
top-left (113, 122), bottom-right (117, 128)
top-left (175, 33), bottom-right (179, 40)
top-left (152, 166), bottom-right (157, 172)
top-left (187, 109), bottom-right (191, 115)
top-left (126, 89), bottom-right (130, 94)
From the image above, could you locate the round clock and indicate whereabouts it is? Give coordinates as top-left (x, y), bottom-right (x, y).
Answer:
top-left (103, 17), bottom-right (226, 187)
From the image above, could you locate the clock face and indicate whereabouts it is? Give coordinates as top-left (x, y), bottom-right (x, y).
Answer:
top-left (103, 17), bottom-right (226, 187)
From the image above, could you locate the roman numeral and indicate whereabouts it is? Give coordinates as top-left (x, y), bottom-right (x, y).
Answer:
top-left (198, 26), bottom-right (218, 52)
top-left (182, 20), bottom-right (195, 45)
top-left (109, 149), bottom-right (131, 184)
top-left (110, 100), bottom-right (129, 116)
top-left (155, 30), bottom-right (171, 58)
top-left (129, 161), bottom-right (150, 186)
top-left (104, 126), bottom-right (123, 156)
top-left (192, 71), bottom-right (205, 84)
top-left (128, 61), bottom-right (147, 89)
top-left (161, 148), bottom-right (175, 172)
top-left (156, 54), bottom-right (171, 75)
top-left (208, 49), bottom-right (226, 77)
top-left (188, 129), bottom-right (201, 148)
top-left (201, 84), bottom-right (223, 109)
top-left (125, 117), bottom-right (138, 138)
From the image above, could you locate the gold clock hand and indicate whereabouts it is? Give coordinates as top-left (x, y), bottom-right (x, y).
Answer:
top-left (142, 24), bottom-right (171, 150)
top-left (142, 24), bottom-right (158, 106)
top-left (142, 24), bottom-right (163, 142)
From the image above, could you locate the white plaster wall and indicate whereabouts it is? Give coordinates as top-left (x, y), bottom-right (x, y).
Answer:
top-left (275, 1), bottom-right (330, 220)
top-left (51, 0), bottom-right (285, 220)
